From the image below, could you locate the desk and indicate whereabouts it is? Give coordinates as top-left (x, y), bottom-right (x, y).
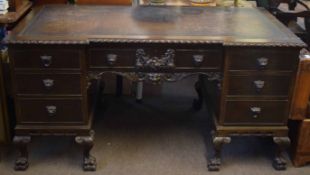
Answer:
top-left (6, 5), bottom-right (306, 171)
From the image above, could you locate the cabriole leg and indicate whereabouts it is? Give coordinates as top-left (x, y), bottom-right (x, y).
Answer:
top-left (13, 136), bottom-right (31, 171)
top-left (208, 136), bottom-right (231, 171)
top-left (272, 137), bottom-right (290, 170)
top-left (75, 130), bottom-right (96, 171)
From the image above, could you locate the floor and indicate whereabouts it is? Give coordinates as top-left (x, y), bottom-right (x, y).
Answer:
top-left (0, 77), bottom-right (310, 175)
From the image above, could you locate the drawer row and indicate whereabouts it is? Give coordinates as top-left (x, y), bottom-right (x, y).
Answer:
top-left (11, 47), bottom-right (297, 71)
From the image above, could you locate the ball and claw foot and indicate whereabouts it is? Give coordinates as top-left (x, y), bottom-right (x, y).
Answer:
top-left (14, 157), bottom-right (29, 171)
top-left (83, 156), bottom-right (96, 171)
top-left (208, 158), bottom-right (221, 171)
top-left (273, 157), bottom-right (287, 170)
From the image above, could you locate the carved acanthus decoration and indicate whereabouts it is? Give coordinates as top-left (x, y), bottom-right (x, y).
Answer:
top-left (87, 71), bottom-right (222, 85)
top-left (136, 49), bottom-right (175, 70)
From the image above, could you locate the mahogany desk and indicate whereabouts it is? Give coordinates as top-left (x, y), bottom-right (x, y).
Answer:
top-left (5, 5), bottom-right (306, 171)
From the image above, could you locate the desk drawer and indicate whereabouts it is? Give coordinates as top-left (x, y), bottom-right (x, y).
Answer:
top-left (223, 100), bottom-right (288, 125)
top-left (89, 48), bottom-right (222, 70)
top-left (227, 48), bottom-right (298, 71)
top-left (11, 49), bottom-right (81, 69)
top-left (227, 74), bottom-right (291, 96)
top-left (16, 98), bottom-right (85, 124)
top-left (15, 73), bottom-right (82, 95)
top-left (175, 50), bottom-right (222, 70)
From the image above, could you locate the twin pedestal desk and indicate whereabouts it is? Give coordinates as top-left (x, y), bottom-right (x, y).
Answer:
top-left (6, 5), bottom-right (306, 171)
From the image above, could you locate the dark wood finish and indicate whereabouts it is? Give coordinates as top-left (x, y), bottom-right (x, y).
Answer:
top-left (289, 53), bottom-right (310, 167)
top-left (223, 100), bottom-right (289, 125)
top-left (227, 47), bottom-right (299, 71)
top-left (16, 98), bottom-right (85, 124)
top-left (0, 1), bottom-right (32, 25)
top-left (227, 74), bottom-right (292, 96)
top-left (6, 5), bottom-right (305, 171)
top-left (11, 48), bottom-right (82, 70)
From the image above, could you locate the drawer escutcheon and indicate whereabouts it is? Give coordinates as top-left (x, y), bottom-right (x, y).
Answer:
top-left (250, 107), bottom-right (261, 119)
top-left (106, 54), bottom-right (118, 66)
top-left (46, 105), bottom-right (57, 117)
top-left (256, 57), bottom-right (269, 69)
top-left (253, 80), bottom-right (265, 93)
top-left (42, 79), bottom-right (54, 90)
top-left (40, 55), bottom-right (53, 67)
top-left (193, 54), bottom-right (204, 67)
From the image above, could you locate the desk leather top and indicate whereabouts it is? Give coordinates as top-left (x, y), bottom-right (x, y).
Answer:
top-left (7, 5), bottom-right (305, 47)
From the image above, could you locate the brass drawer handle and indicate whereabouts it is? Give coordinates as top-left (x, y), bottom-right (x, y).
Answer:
top-left (42, 79), bottom-right (54, 89)
top-left (41, 55), bottom-right (52, 67)
top-left (253, 80), bottom-right (265, 93)
top-left (106, 54), bottom-right (118, 66)
top-left (250, 107), bottom-right (261, 119)
top-left (193, 54), bottom-right (204, 67)
top-left (46, 105), bottom-right (57, 117)
top-left (257, 57), bottom-right (268, 69)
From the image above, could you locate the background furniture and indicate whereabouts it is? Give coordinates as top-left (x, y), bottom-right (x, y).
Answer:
top-left (0, 0), bottom-right (32, 145)
top-left (289, 50), bottom-right (310, 166)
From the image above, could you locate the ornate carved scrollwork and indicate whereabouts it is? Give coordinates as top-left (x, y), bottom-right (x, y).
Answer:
top-left (87, 71), bottom-right (222, 85)
top-left (136, 49), bottom-right (175, 70)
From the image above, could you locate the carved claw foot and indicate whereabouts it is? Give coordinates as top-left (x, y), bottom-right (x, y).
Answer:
top-left (75, 130), bottom-right (97, 171)
top-left (273, 157), bottom-right (287, 170)
top-left (273, 137), bottom-right (290, 171)
top-left (14, 157), bottom-right (29, 171)
top-left (13, 136), bottom-right (31, 171)
top-left (208, 135), bottom-right (231, 171)
top-left (83, 155), bottom-right (97, 171)
top-left (208, 157), bottom-right (221, 171)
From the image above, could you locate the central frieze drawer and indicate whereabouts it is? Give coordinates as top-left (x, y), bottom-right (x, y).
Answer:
top-left (89, 48), bottom-right (222, 70)
top-left (223, 100), bottom-right (288, 126)
top-left (227, 74), bottom-right (292, 96)
top-left (16, 98), bottom-right (85, 124)
top-left (11, 49), bottom-right (81, 69)
top-left (15, 73), bottom-right (82, 95)
top-left (227, 48), bottom-right (299, 71)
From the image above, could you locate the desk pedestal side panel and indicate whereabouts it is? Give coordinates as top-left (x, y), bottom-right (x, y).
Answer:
top-left (201, 46), bottom-right (301, 171)
top-left (9, 45), bottom-right (97, 171)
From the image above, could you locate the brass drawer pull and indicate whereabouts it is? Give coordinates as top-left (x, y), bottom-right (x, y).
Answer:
top-left (250, 107), bottom-right (261, 119)
top-left (257, 57), bottom-right (268, 69)
top-left (41, 55), bottom-right (52, 67)
top-left (42, 79), bottom-right (54, 89)
top-left (106, 54), bottom-right (118, 66)
top-left (253, 80), bottom-right (265, 93)
top-left (46, 105), bottom-right (57, 117)
top-left (193, 54), bottom-right (204, 67)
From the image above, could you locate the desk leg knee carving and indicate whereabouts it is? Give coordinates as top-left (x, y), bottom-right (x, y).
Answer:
top-left (273, 137), bottom-right (290, 170)
top-left (193, 77), bottom-right (203, 110)
top-left (13, 136), bottom-right (31, 171)
top-left (75, 130), bottom-right (96, 171)
top-left (208, 136), bottom-right (231, 171)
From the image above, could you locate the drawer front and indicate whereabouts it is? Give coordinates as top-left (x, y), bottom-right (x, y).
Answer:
top-left (11, 49), bottom-right (81, 69)
top-left (89, 48), bottom-right (222, 70)
top-left (227, 74), bottom-right (291, 96)
top-left (15, 73), bottom-right (82, 95)
top-left (223, 100), bottom-right (288, 125)
top-left (17, 98), bottom-right (85, 124)
top-left (228, 48), bottom-right (298, 71)
top-left (89, 49), bottom-right (135, 68)
top-left (175, 50), bottom-right (222, 70)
